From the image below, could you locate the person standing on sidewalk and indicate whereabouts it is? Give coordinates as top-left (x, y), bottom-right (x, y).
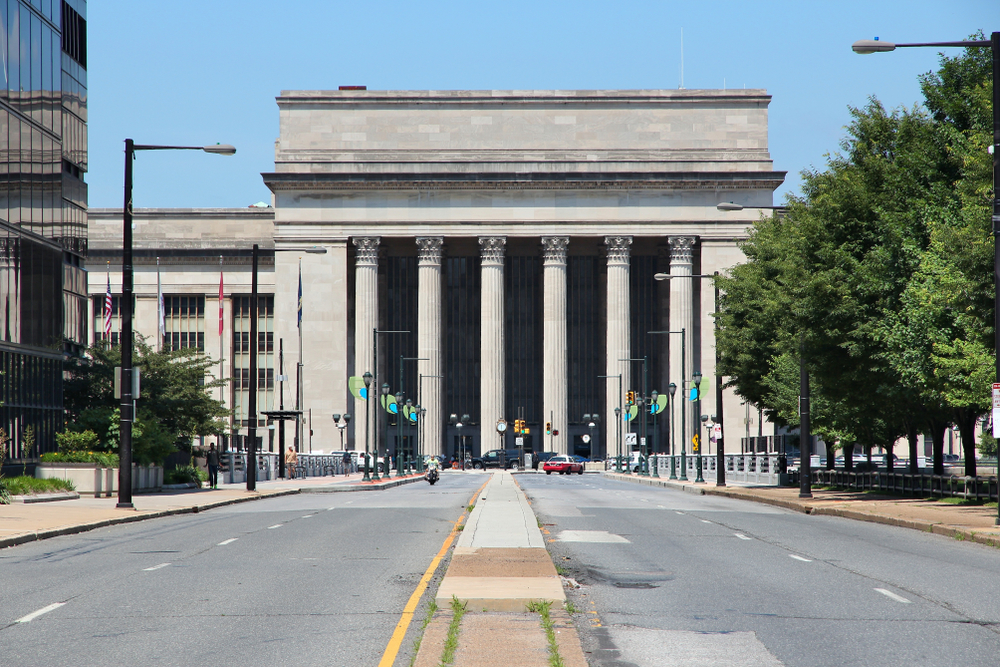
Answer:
top-left (206, 443), bottom-right (221, 489)
top-left (342, 450), bottom-right (351, 476)
top-left (286, 445), bottom-right (298, 479)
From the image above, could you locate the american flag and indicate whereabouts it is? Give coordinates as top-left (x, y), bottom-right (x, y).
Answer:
top-left (103, 266), bottom-right (113, 340)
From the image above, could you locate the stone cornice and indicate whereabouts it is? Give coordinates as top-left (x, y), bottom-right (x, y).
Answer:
top-left (262, 171), bottom-right (786, 193)
top-left (277, 88), bottom-right (772, 106)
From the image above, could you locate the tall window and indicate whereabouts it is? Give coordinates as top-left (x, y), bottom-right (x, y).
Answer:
top-left (162, 295), bottom-right (205, 351)
top-left (231, 295), bottom-right (274, 429)
top-left (92, 294), bottom-right (121, 347)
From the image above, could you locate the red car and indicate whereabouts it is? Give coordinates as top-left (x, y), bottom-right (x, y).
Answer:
top-left (543, 455), bottom-right (583, 475)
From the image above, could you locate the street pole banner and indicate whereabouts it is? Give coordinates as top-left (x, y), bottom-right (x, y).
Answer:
top-left (992, 384), bottom-right (1000, 438)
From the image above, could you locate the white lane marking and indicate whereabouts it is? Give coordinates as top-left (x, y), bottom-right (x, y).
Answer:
top-left (16, 602), bottom-right (65, 623)
top-left (875, 588), bottom-right (912, 603)
top-left (657, 505), bottom-right (665, 509)
top-left (345, 500), bottom-right (354, 504)
top-left (217, 538), bottom-right (238, 546)
top-left (789, 555), bottom-right (812, 562)
top-left (327, 506), bottom-right (336, 511)
top-left (268, 524), bottom-right (283, 530)
top-left (143, 562), bottom-right (170, 571)
top-left (301, 515), bottom-right (314, 519)
top-left (735, 533), bottom-right (752, 540)
top-left (556, 530), bottom-right (631, 543)
top-left (675, 511), bottom-right (684, 515)
top-left (700, 520), bottom-right (711, 524)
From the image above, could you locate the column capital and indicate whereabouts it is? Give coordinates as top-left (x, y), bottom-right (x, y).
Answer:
top-left (479, 236), bottom-right (506, 267)
top-left (541, 237), bottom-right (570, 266)
top-left (416, 237), bottom-right (445, 266)
top-left (604, 235), bottom-right (632, 266)
top-left (668, 236), bottom-right (697, 265)
top-left (352, 237), bottom-right (381, 266)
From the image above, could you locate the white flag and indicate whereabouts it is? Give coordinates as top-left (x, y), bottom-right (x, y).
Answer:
top-left (157, 257), bottom-right (165, 340)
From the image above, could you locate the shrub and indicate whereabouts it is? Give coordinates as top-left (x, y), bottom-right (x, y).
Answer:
top-left (41, 451), bottom-right (120, 468)
top-left (56, 429), bottom-right (101, 454)
top-left (164, 465), bottom-right (207, 485)
top-left (3, 476), bottom-right (75, 495)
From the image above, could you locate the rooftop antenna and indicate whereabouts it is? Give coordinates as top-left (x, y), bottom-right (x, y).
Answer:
top-left (679, 28), bottom-right (685, 89)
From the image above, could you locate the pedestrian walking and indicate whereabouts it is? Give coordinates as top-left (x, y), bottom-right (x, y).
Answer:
top-left (342, 450), bottom-right (351, 476)
top-left (206, 443), bottom-right (220, 489)
top-left (286, 445), bottom-right (298, 479)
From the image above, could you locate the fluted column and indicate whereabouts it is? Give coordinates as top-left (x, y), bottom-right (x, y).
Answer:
top-left (353, 237), bottom-right (380, 455)
top-left (605, 236), bottom-right (631, 458)
top-left (542, 237), bottom-right (569, 455)
top-left (669, 236), bottom-right (697, 452)
top-left (416, 237), bottom-right (444, 457)
top-left (479, 236), bottom-right (506, 450)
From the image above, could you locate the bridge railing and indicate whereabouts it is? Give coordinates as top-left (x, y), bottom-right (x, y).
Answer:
top-left (613, 454), bottom-right (787, 486)
top-left (812, 469), bottom-right (999, 502)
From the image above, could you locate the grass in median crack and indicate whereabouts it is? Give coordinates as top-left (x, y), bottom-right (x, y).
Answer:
top-left (439, 596), bottom-right (467, 665)
top-left (526, 600), bottom-right (565, 667)
top-left (408, 599), bottom-right (439, 667)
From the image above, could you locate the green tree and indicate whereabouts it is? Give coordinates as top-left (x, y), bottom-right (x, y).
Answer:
top-left (64, 337), bottom-right (229, 465)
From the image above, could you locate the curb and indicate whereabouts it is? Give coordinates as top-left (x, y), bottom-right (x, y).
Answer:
top-left (603, 472), bottom-right (1000, 549)
top-left (0, 489), bottom-right (299, 551)
top-left (299, 474), bottom-right (425, 493)
top-left (9, 491), bottom-right (81, 504)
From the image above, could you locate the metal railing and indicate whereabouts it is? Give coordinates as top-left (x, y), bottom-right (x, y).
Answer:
top-left (616, 453), bottom-right (787, 486)
top-left (222, 452), bottom-right (359, 483)
top-left (813, 469), bottom-right (1000, 502)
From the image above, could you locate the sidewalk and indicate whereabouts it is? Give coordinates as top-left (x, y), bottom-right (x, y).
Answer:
top-left (0, 470), bottom-right (423, 549)
top-left (414, 471), bottom-right (587, 667)
top-left (604, 471), bottom-right (1000, 548)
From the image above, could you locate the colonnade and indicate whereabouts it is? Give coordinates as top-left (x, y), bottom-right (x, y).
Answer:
top-left (352, 235), bottom-right (699, 457)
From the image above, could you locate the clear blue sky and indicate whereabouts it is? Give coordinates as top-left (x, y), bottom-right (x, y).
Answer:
top-left (87, 0), bottom-right (994, 209)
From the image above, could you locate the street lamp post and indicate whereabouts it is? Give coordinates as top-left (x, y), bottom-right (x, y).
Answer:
top-left (598, 374), bottom-right (622, 471)
top-left (118, 140), bottom-right (235, 507)
top-left (693, 370), bottom-right (705, 483)
top-left (362, 372), bottom-right (373, 481)
top-left (394, 391), bottom-right (404, 475)
top-left (381, 383), bottom-right (391, 478)
top-left (648, 328), bottom-right (687, 481)
top-left (668, 383), bottom-right (677, 479)
top-left (333, 413), bottom-right (351, 451)
top-left (583, 414), bottom-right (599, 462)
top-left (650, 390), bottom-right (660, 478)
top-left (620, 356), bottom-right (649, 475)
top-left (852, 31), bottom-right (999, 522)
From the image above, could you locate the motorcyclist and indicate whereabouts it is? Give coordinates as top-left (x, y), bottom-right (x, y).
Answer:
top-left (426, 457), bottom-right (440, 484)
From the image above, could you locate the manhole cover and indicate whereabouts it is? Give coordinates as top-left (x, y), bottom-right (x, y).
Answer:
top-left (613, 582), bottom-right (658, 589)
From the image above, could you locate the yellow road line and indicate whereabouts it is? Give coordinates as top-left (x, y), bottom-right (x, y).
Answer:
top-left (377, 478), bottom-right (490, 667)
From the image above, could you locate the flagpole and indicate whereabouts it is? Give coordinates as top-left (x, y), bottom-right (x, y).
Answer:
top-left (297, 259), bottom-right (304, 452)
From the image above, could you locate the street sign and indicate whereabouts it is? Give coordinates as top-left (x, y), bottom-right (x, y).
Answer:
top-left (712, 424), bottom-right (722, 441)
top-left (515, 437), bottom-right (524, 447)
top-left (625, 432), bottom-right (637, 446)
top-left (692, 434), bottom-right (700, 452)
top-left (582, 434), bottom-right (591, 444)
top-left (640, 437), bottom-right (646, 447)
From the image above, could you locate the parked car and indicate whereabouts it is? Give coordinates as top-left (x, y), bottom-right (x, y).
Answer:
top-left (471, 449), bottom-right (523, 469)
top-left (570, 455), bottom-right (590, 463)
top-left (543, 455), bottom-right (584, 475)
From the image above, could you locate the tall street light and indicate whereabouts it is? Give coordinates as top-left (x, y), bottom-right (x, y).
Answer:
top-left (362, 372), bottom-right (373, 481)
top-left (852, 32), bottom-right (998, 521)
top-left (246, 245), bottom-right (325, 491)
top-left (598, 374), bottom-right (622, 470)
top-left (118, 140), bottom-right (235, 508)
top-left (649, 329), bottom-right (687, 481)
top-left (668, 383), bottom-right (677, 479)
top-left (693, 370), bottom-right (705, 483)
top-left (372, 329), bottom-right (409, 480)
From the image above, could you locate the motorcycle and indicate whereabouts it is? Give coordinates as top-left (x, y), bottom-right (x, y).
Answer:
top-left (425, 466), bottom-right (439, 485)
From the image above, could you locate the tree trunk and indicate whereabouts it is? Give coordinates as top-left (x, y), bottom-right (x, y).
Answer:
top-left (885, 438), bottom-right (894, 472)
top-left (954, 408), bottom-right (978, 477)
top-left (907, 422), bottom-right (919, 474)
top-left (927, 418), bottom-right (947, 475)
top-left (826, 440), bottom-right (836, 470)
top-left (843, 442), bottom-right (854, 471)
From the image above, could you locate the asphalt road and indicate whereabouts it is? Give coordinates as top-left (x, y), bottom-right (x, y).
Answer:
top-left (519, 474), bottom-right (1000, 667)
top-left (0, 475), bottom-right (482, 667)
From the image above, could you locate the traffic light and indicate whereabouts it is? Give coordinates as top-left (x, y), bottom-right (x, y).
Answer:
top-left (626, 390), bottom-right (635, 405)
top-left (546, 422), bottom-right (552, 435)
top-left (515, 419), bottom-right (524, 434)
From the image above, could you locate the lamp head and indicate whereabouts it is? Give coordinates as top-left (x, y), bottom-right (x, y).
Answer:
top-left (449, 413), bottom-right (458, 425)
top-left (362, 372), bottom-right (373, 388)
top-left (588, 421), bottom-right (596, 429)
top-left (852, 38), bottom-right (895, 54)
top-left (651, 390), bottom-right (658, 402)
top-left (614, 407), bottom-right (621, 417)
top-left (668, 382), bottom-right (676, 396)
top-left (461, 414), bottom-right (470, 422)
top-left (716, 202), bottom-right (743, 211)
top-left (692, 371), bottom-right (702, 385)
top-left (395, 391), bottom-right (403, 402)
top-left (343, 413), bottom-right (351, 423)
top-left (711, 414), bottom-right (717, 422)
top-left (202, 143), bottom-right (237, 155)
top-left (701, 414), bottom-right (709, 423)
top-left (653, 272), bottom-right (670, 281)
top-left (332, 413), bottom-right (341, 422)
top-left (593, 413), bottom-right (600, 423)
top-left (381, 383), bottom-right (390, 395)
top-left (583, 413), bottom-right (591, 421)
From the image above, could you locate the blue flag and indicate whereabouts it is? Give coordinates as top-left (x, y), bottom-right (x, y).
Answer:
top-left (297, 261), bottom-right (302, 329)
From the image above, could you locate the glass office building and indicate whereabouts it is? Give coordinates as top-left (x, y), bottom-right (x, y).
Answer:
top-left (0, 0), bottom-right (87, 461)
